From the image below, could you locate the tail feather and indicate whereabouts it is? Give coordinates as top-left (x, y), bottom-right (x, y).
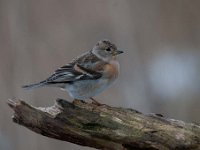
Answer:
top-left (22, 80), bottom-right (47, 90)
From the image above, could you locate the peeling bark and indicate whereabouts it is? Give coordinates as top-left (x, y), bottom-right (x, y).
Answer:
top-left (7, 99), bottom-right (200, 150)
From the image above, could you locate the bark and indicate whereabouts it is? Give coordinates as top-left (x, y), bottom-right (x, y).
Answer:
top-left (7, 99), bottom-right (200, 150)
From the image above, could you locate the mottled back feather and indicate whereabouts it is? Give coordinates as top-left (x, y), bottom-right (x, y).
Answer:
top-left (45, 51), bottom-right (105, 84)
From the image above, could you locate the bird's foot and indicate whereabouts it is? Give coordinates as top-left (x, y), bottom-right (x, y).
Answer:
top-left (90, 97), bottom-right (107, 106)
top-left (73, 99), bottom-right (86, 104)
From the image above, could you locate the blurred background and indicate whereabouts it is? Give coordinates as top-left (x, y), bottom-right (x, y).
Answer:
top-left (1, 0), bottom-right (200, 150)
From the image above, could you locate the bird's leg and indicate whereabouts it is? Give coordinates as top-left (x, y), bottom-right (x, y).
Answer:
top-left (90, 97), bottom-right (101, 105)
top-left (90, 97), bottom-right (107, 106)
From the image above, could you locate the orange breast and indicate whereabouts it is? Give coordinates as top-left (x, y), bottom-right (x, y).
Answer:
top-left (103, 61), bottom-right (119, 80)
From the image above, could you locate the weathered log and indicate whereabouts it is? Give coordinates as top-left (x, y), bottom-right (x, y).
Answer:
top-left (7, 99), bottom-right (200, 150)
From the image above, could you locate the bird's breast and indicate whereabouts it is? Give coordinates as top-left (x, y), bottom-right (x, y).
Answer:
top-left (103, 60), bottom-right (119, 81)
top-left (64, 60), bottom-right (120, 100)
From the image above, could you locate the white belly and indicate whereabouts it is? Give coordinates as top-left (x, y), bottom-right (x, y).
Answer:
top-left (64, 78), bottom-right (115, 100)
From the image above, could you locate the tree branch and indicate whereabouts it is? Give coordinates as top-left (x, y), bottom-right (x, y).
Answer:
top-left (7, 99), bottom-right (200, 150)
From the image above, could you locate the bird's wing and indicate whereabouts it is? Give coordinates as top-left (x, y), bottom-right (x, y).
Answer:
top-left (45, 52), bottom-right (104, 84)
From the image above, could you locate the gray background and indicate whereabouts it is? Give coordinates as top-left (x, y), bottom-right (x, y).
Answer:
top-left (1, 0), bottom-right (200, 150)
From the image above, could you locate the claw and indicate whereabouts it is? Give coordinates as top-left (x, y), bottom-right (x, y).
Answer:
top-left (90, 97), bottom-right (107, 106)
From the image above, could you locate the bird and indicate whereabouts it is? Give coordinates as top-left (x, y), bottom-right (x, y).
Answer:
top-left (22, 40), bottom-right (123, 104)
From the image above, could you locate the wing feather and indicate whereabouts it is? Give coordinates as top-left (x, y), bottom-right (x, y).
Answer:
top-left (45, 51), bottom-right (103, 84)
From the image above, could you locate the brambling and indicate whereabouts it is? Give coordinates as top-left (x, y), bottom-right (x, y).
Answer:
top-left (22, 40), bottom-right (123, 103)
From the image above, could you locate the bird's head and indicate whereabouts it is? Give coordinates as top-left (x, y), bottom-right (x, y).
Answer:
top-left (92, 40), bottom-right (123, 61)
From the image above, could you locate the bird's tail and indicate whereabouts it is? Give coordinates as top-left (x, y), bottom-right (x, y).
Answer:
top-left (22, 80), bottom-right (47, 90)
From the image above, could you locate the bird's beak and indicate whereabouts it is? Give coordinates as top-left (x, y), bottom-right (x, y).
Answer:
top-left (115, 50), bottom-right (124, 55)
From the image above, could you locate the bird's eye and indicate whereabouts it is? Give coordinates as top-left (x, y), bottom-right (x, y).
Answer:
top-left (106, 48), bottom-right (111, 52)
